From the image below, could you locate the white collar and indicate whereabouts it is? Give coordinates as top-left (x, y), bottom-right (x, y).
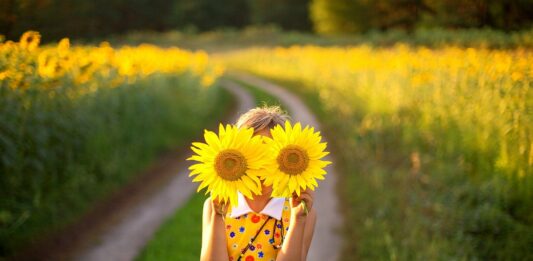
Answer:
top-left (229, 192), bottom-right (285, 220)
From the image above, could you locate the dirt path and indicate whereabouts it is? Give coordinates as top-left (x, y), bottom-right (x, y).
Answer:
top-left (228, 72), bottom-right (342, 261)
top-left (76, 80), bottom-right (255, 261)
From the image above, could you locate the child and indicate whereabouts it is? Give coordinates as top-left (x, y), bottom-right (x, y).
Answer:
top-left (200, 106), bottom-right (317, 261)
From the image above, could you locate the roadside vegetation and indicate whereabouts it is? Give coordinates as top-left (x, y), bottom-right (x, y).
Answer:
top-left (0, 31), bottom-right (229, 256)
top-left (220, 41), bottom-right (532, 260)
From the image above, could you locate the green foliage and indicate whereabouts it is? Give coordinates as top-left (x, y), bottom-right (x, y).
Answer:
top-left (3, 0), bottom-right (533, 41)
top-left (421, 0), bottom-right (533, 30)
top-left (169, 0), bottom-right (249, 31)
top-left (0, 74), bottom-right (231, 256)
top-left (1, 0), bottom-right (176, 41)
top-left (248, 0), bottom-right (312, 31)
top-left (310, 0), bottom-right (427, 34)
top-left (310, 0), bottom-right (533, 34)
top-left (1, 0), bottom-right (311, 41)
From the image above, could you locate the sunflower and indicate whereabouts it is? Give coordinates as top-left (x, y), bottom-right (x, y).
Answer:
top-left (262, 121), bottom-right (331, 198)
top-left (187, 124), bottom-right (268, 208)
top-left (19, 31), bottom-right (41, 51)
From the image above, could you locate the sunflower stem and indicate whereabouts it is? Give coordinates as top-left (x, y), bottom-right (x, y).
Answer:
top-left (301, 201), bottom-right (309, 215)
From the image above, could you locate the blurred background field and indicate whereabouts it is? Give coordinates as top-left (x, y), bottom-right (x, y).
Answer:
top-left (0, 32), bottom-right (229, 255)
top-left (1, 0), bottom-right (532, 260)
top-left (220, 45), bottom-right (532, 260)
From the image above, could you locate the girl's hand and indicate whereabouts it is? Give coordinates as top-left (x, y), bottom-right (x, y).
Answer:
top-left (211, 197), bottom-right (229, 217)
top-left (290, 188), bottom-right (314, 219)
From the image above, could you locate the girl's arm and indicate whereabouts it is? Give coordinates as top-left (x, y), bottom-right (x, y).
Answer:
top-left (301, 208), bottom-right (317, 260)
top-left (200, 197), bottom-right (230, 261)
top-left (276, 191), bottom-right (317, 261)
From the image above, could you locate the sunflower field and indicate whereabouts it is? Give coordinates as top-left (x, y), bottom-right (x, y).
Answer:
top-left (0, 31), bottom-right (227, 255)
top-left (220, 45), bottom-right (533, 259)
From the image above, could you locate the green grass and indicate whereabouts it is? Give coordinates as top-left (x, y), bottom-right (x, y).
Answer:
top-left (135, 193), bottom-right (207, 261)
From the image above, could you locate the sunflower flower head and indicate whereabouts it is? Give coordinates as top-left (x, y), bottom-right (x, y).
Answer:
top-left (187, 124), bottom-right (269, 208)
top-left (262, 121), bottom-right (331, 197)
top-left (19, 31), bottom-right (41, 51)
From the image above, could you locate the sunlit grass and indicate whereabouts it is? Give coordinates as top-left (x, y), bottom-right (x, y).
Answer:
top-left (136, 193), bottom-right (206, 261)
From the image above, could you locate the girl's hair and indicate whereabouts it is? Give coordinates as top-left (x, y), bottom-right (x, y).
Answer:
top-left (236, 105), bottom-right (291, 131)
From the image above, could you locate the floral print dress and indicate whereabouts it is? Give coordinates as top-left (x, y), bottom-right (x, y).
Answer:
top-left (224, 193), bottom-right (291, 261)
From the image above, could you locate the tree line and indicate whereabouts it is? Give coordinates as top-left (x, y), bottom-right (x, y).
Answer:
top-left (1, 0), bottom-right (532, 41)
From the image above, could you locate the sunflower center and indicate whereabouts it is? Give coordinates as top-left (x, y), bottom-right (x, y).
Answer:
top-left (215, 149), bottom-right (247, 181)
top-left (277, 145), bottom-right (309, 175)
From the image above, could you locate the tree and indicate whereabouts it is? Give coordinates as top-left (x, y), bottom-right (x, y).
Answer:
top-left (310, 0), bottom-right (432, 34)
top-left (249, 0), bottom-right (312, 31)
top-left (169, 0), bottom-right (249, 31)
top-left (310, 0), bottom-right (533, 34)
top-left (423, 0), bottom-right (533, 30)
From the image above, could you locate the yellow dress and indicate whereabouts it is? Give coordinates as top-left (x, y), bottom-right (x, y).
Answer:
top-left (224, 192), bottom-right (291, 261)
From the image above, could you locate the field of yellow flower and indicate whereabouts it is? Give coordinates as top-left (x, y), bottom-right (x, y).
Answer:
top-left (0, 31), bottom-right (228, 255)
top-left (222, 45), bottom-right (531, 181)
top-left (220, 45), bottom-right (532, 259)
top-left (1, 31), bottom-right (223, 91)
top-left (2, 29), bottom-right (532, 259)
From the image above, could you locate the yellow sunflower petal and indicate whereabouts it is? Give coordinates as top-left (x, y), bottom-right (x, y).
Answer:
top-left (204, 130), bottom-right (222, 151)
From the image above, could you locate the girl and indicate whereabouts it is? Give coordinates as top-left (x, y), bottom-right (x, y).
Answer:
top-left (200, 106), bottom-right (317, 261)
